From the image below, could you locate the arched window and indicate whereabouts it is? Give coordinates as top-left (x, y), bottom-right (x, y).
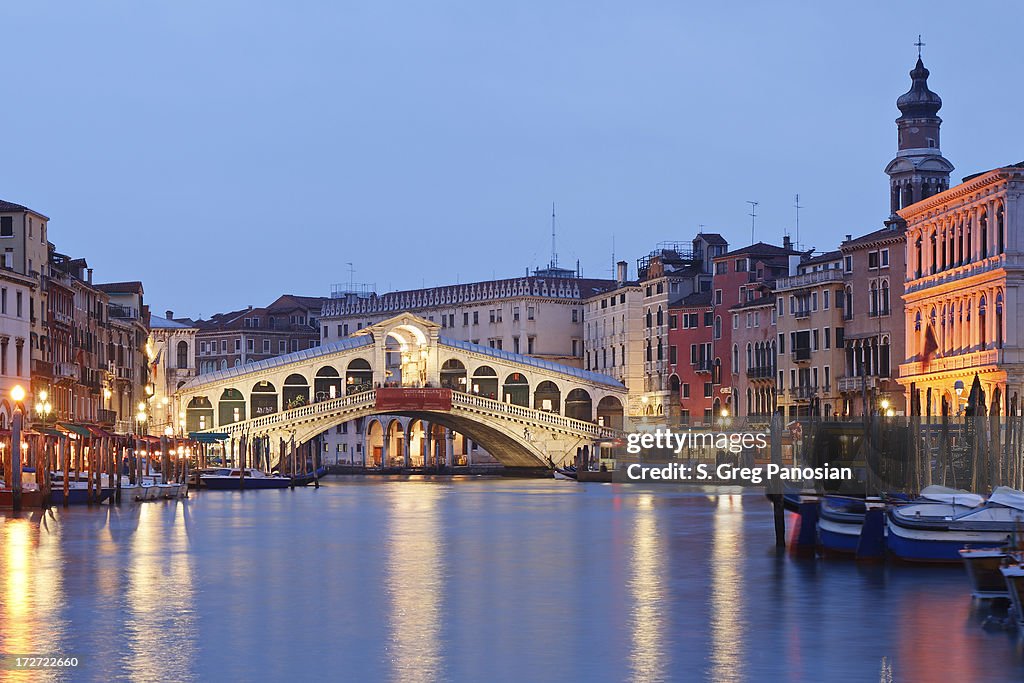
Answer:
top-left (980, 211), bottom-right (989, 259)
top-left (656, 306), bottom-right (663, 327)
top-left (714, 316), bottom-right (722, 340)
top-left (645, 309), bottom-right (652, 328)
top-left (656, 338), bottom-right (663, 361)
top-left (869, 281), bottom-right (878, 316)
top-left (880, 280), bottom-right (890, 315)
top-left (732, 343), bottom-right (739, 369)
top-left (979, 295), bottom-right (988, 348)
top-left (997, 292), bottom-right (1004, 348)
top-left (914, 311), bottom-right (922, 331)
top-left (995, 205), bottom-right (1003, 255)
top-left (645, 339), bottom-right (652, 362)
top-left (844, 286), bottom-right (853, 317)
top-left (176, 340), bottom-right (189, 369)
top-left (746, 342), bottom-right (753, 369)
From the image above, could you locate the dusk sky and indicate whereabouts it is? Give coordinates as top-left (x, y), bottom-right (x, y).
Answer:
top-left (3, 2), bottom-right (1022, 318)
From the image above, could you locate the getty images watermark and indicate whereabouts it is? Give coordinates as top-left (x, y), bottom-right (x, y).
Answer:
top-left (616, 427), bottom-right (853, 485)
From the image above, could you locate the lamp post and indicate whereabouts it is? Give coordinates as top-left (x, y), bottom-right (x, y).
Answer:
top-left (10, 385), bottom-right (25, 511)
top-left (954, 379), bottom-right (966, 416)
top-left (135, 401), bottom-right (147, 485)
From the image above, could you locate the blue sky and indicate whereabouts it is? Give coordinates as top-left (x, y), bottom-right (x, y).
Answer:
top-left (2, 2), bottom-right (1021, 317)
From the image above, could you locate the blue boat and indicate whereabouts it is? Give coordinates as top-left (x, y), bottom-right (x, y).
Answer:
top-left (201, 468), bottom-right (291, 490)
top-left (50, 484), bottom-right (115, 505)
top-left (291, 466), bottom-right (327, 487)
top-left (817, 495), bottom-right (868, 555)
top-left (887, 486), bottom-right (1023, 563)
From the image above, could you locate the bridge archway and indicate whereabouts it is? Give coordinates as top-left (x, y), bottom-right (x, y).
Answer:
top-left (315, 366), bottom-right (342, 401)
top-left (534, 381), bottom-right (561, 413)
top-left (503, 372), bottom-right (529, 407)
top-left (597, 396), bottom-right (624, 430)
top-left (471, 366), bottom-right (498, 399)
top-left (440, 359), bottom-right (467, 390)
top-left (366, 419), bottom-right (384, 466)
top-left (219, 388), bottom-right (246, 425)
top-left (346, 359), bottom-right (372, 394)
top-left (565, 388), bottom-right (593, 422)
top-left (284, 373), bottom-right (309, 408)
top-left (251, 381), bottom-right (278, 417)
top-left (186, 396), bottom-right (214, 432)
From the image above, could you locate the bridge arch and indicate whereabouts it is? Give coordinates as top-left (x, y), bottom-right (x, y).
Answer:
top-left (251, 380), bottom-right (278, 417)
top-left (186, 396), bottom-right (214, 432)
top-left (219, 388), bottom-right (246, 425)
top-left (597, 396), bottom-right (624, 430)
top-left (534, 380), bottom-right (560, 413)
top-left (440, 358), bottom-right (467, 390)
top-left (346, 358), bottom-right (372, 394)
top-left (503, 372), bottom-right (529, 406)
top-left (284, 373), bottom-right (310, 408)
top-left (471, 365), bottom-right (498, 399)
top-left (564, 388), bottom-right (592, 422)
top-left (314, 365), bottom-right (342, 401)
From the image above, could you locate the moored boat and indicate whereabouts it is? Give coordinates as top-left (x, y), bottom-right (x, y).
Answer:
top-left (960, 547), bottom-right (1012, 599)
top-left (817, 495), bottom-right (867, 555)
top-left (887, 486), bottom-right (1024, 563)
top-left (291, 466), bottom-right (327, 487)
top-left (201, 468), bottom-right (291, 490)
top-left (553, 465), bottom-right (577, 481)
top-left (49, 481), bottom-right (115, 505)
top-left (1001, 564), bottom-right (1024, 630)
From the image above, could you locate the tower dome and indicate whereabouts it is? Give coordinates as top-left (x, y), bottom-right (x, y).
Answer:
top-left (896, 57), bottom-right (942, 119)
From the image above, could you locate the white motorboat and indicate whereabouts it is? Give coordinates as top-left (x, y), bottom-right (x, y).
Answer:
top-left (888, 487), bottom-right (1024, 562)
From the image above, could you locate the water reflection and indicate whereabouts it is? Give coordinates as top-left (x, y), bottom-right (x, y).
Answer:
top-left (386, 484), bottom-right (443, 683)
top-left (0, 512), bottom-right (65, 682)
top-left (124, 502), bottom-right (196, 682)
top-left (710, 494), bottom-right (744, 683)
top-left (628, 494), bottom-right (665, 682)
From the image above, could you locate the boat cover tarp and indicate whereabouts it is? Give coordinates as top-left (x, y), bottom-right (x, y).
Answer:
top-left (920, 485), bottom-right (985, 508)
top-left (988, 487), bottom-right (1024, 511)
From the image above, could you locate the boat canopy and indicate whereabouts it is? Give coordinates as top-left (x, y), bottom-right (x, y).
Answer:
top-left (988, 487), bottom-right (1024, 511)
top-left (920, 485), bottom-right (985, 508)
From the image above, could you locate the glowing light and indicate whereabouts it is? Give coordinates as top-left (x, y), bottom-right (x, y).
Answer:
top-left (10, 385), bottom-right (25, 402)
top-left (38, 389), bottom-right (47, 402)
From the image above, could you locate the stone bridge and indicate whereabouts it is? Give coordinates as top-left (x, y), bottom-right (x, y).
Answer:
top-left (174, 314), bottom-right (627, 467)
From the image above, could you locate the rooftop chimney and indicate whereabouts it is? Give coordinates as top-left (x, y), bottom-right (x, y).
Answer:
top-left (165, 310), bottom-right (174, 320)
top-left (845, 234), bottom-right (852, 242)
top-left (783, 235), bottom-right (792, 250)
top-left (616, 260), bottom-right (628, 284)
top-left (87, 267), bottom-right (93, 284)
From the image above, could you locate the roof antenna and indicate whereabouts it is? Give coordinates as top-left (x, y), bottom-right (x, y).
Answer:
top-left (746, 201), bottom-right (758, 244)
top-left (611, 234), bottom-right (616, 278)
top-left (550, 202), bottom-right (558, 269)
top-left (794, 194), bottom-right (803, 250)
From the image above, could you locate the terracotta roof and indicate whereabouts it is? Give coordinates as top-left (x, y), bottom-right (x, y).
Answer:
top-left (800, 250), bottom-right (842, 266)
top-left (96, 281), bottom-right (144, 295)
top-left (719, 242), bottom-right (801, 259)
top-left (0, 199), bottom-right (48, 219)
top-left (841, 225), bottom-right (906, 249)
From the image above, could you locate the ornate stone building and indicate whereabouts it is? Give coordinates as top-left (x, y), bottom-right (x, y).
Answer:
top-left (898, 163), bottom-right (1023, 415)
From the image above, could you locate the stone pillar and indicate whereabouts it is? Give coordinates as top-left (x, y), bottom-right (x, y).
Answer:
top-left (445, 429), bottom-right (454, 468)
top-left (402, 424), bottom-right (410, 468)
top-left (380, 425), bottom-right (389, 468)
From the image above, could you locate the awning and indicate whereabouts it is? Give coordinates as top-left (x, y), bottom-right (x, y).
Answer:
top-left (40, 428), bottom-right (65, 438)
top-left (84, 425), bottom-right (114, 438)
top-left (57, 423), bottom-right (93, 438)
top-left (189, 432), bottom-right (231, 443)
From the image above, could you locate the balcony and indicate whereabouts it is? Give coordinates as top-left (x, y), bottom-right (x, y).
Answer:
top-left (791, 347), bottom-right (811, 363)
top-left (746, 366), bottom-right (774, 380)
top-left (794, 309), bottom-right (812, 319)
top-left (108, 304), bottom-right (140, 320)
top-left (790, 385), bottom-right (818, 401)
top-left (775, 268), bottom-right (844, 292)
top-left (693, 359), bottom-right (714, 373)
top-left (55, 361), bottom-right (80, 381)
top-left (115, 365), bottom-right (133, 381)
top-left (98, 408), bottom-right (117, 426)
top-left (838, 376), bottom-right (877, 393)
top-left (900, 349), bottom-right (1000, 378)
top-left (31, 359), bottom-right (52, 379)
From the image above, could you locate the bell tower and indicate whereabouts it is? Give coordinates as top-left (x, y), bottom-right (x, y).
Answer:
top-left (884, 40), bottom-right (954, 220)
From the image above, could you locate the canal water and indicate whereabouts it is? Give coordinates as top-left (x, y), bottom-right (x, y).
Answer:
top-left (2, 478), bottom-right (1023, 682)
